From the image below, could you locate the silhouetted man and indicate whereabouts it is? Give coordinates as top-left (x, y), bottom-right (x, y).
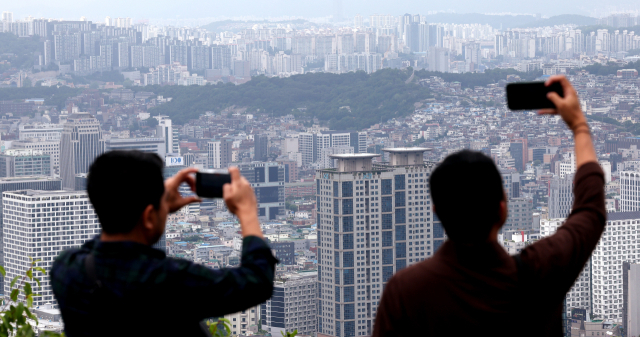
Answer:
top-left (373, 75), bottom-right (604, 336)
top-left (51, 151), bottom-right (277, 336)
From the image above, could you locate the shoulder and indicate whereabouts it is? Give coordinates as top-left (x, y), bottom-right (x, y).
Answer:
top-left (388, 257), bottom-right (441, 292)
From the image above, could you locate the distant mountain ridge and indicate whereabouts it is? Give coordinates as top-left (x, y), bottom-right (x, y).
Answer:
top-left (422, 13), bottom-right (597, 29)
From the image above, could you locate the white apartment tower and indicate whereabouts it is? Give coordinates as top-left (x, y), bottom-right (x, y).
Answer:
top-left (619, 171), bottom-right (640, 212)
top-left (60, 113), bottom-right (104, 190)
top-left (2, 190), bottom-right (100, 307)
top-left (591, 212), bottom-right (640, 321)
top-left (541, 213), bottom-right (640, 321)
top-left (207, 141), bottom-right (221, 169)
top-left (155, 115), bottom-right (180, 155)
top-left (316, 148), bottom-right (437, 337)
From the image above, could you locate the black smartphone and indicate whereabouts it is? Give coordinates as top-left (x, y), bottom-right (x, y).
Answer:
top-left (195, 169), bottom-right (231, 198)
top-left (506, 81), bottom-right (563, 110)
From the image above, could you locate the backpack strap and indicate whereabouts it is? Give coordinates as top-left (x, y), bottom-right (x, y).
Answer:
top-left (84, 253), bottom-right (102, 291)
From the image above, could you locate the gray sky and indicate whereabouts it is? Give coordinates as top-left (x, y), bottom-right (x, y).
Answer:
top-left (5, 0), bottom-right (640, 22)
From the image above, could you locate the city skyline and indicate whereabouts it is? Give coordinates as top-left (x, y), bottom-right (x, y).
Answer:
top-left (3, 1), bottom-right (640, 25)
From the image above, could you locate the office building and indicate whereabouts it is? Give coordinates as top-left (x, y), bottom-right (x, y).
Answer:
top-left (0, 177), bottom-right (62, 290)
top-left (623, 262), bottom-right (640, 337)
top-left (269, 241), bottom-right (295, 265)
top-left (620, 171), bottom-right (640, 212)
top-left (549, 174), bottom-right (574, 219)
top-left (60, 113), bottom-right (105, 190)
top-left (540, 219), bottom-right (592, 316)
top-left (12, 139), bottom-right (61, 174)
top-left (18, 124), bottom-right (63, 141)
top-left (2, 190), bottom-right (100, 307)
top-left (0, 150), bottom-right (52, 177)
top-left (238, 162), bottom-right (285, 220)
top-left (276, 157), bottom-right (298, 183)
top-left (104, 137), bottom-right (166, 158)
top-left (316, 148), bottom-right (436, 337)
top-left (299, 133), bottom-right (315, 166)
top-left (254, 134), bottom-right (269, 162)
top-left (509, 140), bottom-right (527, 172)
top-left (502, 197), bottom-right (533, 232)
top-left (591, 212), bottom-right (640, 321)
top-left (155, 115), bottom-right (180, 155)
top-left (262, 272), bottom-right (317, 336)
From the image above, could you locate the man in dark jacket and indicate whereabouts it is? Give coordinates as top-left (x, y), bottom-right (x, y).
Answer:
top-left (373, 75), bottom-right (605, 336)
top-left (51, 151), bottom-right (277, 336)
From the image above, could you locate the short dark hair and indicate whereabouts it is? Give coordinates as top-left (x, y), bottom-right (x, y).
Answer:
top-left (87, 151), bottom-right (165, 234)
top-left (429, 150), bottom-right (505, 242)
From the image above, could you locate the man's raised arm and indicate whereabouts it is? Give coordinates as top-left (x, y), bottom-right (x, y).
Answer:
top-left (520, 75), bottom-right (606, 298)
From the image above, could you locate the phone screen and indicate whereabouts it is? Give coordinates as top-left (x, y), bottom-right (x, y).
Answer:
top-left (506, 81), bottom-right (563, 110)
top-left (196, 171), bottom-right (231, 198)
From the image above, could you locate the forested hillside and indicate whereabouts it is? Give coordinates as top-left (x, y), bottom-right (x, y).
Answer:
top-left (145, 68), bottom-right (431, 129)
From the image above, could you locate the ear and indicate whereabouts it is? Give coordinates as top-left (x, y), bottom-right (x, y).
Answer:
top-left (499, 199), bottom-right (508, 225)
top-left (141, 204), bottom-right (157, 231)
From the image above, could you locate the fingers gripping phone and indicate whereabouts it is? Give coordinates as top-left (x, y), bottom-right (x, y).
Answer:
top-left (195, 169), bottom-right (231, 198)
top-left (506, 81), bottom-right (564, 110)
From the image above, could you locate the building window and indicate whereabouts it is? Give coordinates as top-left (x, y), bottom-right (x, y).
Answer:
top-left (382, 231), bottom-right (393, 247)
top-left (433, 222), bottom-right (444, 239)
top-left (342, 199), bottom-right (353, 215)
top-left (343, 251), bottom-right (354, 267)
top-left (381, 196), bottom-right (392, 212)
top-left (381, 179), bottom-right (392, 195)
top-left (334, 199), bottom-right (339, 214)
top-left (343, 216), bottom-right (353, 232)
top-left (395, 225), bottom-right (406, 241)
top-left (344, 286), bottom-right (354, 302)
top-left (395, 191), bottom-right (405, 207)
top-left (395, 174), bottom-right (405, 190)
top-left (383, 266), bottom-right (394, 282)
top-left (396, 242), bottom-right (406, 258)
top-left (343, 269), bottom-right (354, 285)
top-left (382, 214), bottom-right (393, 230)
top-left (396, 258), bottom-right (406, 271)
top-left (382, 248), bottom-right (393, 264)
top-left (342, 182), bottom-right (353, 198)
top-left (395, 208), bottom-right (406, 224)
top-left (344, 304), bottom-right (355, 320)
top-left (334, 181), bottom-right (339, 197)
top-left (343, 233), bottom-right (354, 249)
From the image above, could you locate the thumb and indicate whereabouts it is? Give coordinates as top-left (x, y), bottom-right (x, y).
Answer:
top-left (547, 92), bottom-right (563, 108)
top-left (223, 182), bottom-right (233, 200)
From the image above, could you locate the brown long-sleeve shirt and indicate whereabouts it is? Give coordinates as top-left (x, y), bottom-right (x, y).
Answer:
top-left (373, 162), bottom-right (605, 337)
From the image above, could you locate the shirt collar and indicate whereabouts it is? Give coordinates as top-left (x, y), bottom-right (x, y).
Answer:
top-left (82, 236), bottom-right (166, 259)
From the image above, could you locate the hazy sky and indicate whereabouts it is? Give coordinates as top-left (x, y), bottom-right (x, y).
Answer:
top-left (5, 0), bottom-right (640, 22)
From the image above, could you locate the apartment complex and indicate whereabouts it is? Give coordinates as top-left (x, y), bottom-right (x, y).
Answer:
top-left (60, 113), bottom-right (105, 190)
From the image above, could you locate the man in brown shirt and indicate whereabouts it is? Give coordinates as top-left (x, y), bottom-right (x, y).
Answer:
top-left (373, 75), bottom-right (605, 337)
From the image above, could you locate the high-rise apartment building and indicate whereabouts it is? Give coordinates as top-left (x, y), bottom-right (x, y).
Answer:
top-left (549, 174), bottom-right (574, 219)
top-left (0, 177), bottom-right (62, 290)
top-left (0, 150), bottom-right (52, 177)
top-left (502, 197), bottom-right (533, 232)
top-left (262, 272), bottom-right (317, 336)
top-left (207, 141), bottom-right (221, 169)
top-left (299, 131), bottom-right (367, 167)
top-left (154, 115), bottom-right (180, 155)
top-left (104, 137), bottom-right (166, 158)
top-left (238, 162), bottom-right (285, 220)
top-left (60, 113), bottom-right (105, 190)
top-left (591, 212), bottom-right (640, 321)
top-left (12, 139), bottom-right (61, 174)
top-left (316, 148), bottom-right (436, 337)
top-left (254, 134), bottom-right (269, 162)
top-left (542, 212), bottom-right (640, 321)
top-left (620, 171), bottom-right (640, 212)
top-left (2, 190), bottom-right (100, 307)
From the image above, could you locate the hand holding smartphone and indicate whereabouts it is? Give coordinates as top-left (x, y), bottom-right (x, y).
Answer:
top-left (506, 81), bottom-right (564, 110)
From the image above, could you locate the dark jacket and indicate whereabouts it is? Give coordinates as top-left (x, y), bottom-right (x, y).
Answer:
top-left (51, 235), bottom-right (278, 337)
top-left (373, 162), bottom-right (606, 337)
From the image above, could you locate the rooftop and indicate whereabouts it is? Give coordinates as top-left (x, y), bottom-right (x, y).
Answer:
top-left (328, 153), bottom-right (380, 159)
top-left (382, 147), bottom-right (432, 153)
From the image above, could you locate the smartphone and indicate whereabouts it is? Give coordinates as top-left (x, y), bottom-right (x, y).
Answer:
top-left (195, 169), bottom-right (231, 198)
top-left (506, 81), bottom-right (563, 110)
